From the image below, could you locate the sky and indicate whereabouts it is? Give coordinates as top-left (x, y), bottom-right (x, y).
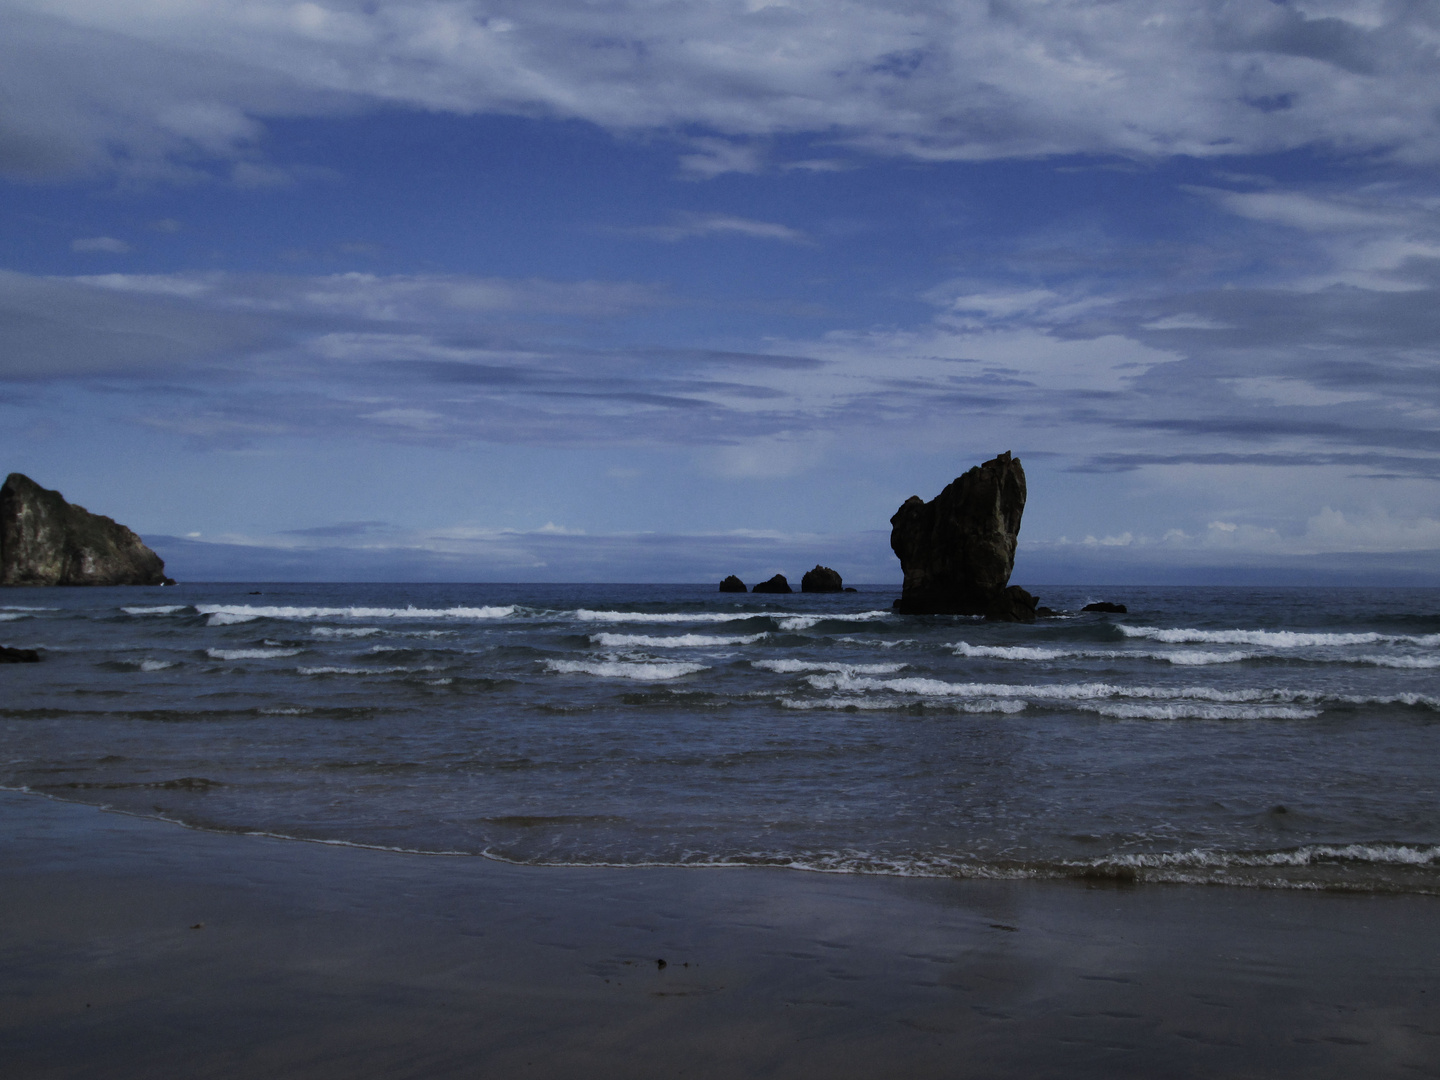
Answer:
top-left (3, 0), bottom-right (1439, 585)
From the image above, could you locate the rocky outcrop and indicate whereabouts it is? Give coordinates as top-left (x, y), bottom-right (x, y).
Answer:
top-left (719, 575), bottom-right (747, 593)
top-left (751, 574), bottom-right (793, 594)
top-left (890, 452), bottom-right (1034, 620)
top-left (1, 473), bottom-right (173, 587)
top-left (0, 645), bottom-right (40, 662)
top-left (801, 565), bottom-right (843, 593)
top-left (1082, 601), bottom-right (1128, 614)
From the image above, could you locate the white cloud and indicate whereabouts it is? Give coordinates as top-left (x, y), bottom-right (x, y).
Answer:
top-left (71, 236), bottom-right (130, 253)
top-left (610, 212), bottom-right (809, 244)
top-left (9, 1), bottom-right (1440, 179)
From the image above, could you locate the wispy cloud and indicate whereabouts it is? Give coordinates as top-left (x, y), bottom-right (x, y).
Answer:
top-left (10, 2), bottom-right (1440, 181)
top-left (70, 236), bottom-right (130, 253)
top-left (607, 212), bottom-right (809, 244)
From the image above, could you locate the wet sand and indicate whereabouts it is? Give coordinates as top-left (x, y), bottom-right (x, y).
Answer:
top-left (3, 788), bottom-right (1438, 1079)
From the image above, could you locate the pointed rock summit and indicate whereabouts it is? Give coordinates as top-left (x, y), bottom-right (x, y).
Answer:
top-left (889, 452), bottom-right (1038, 620)
top-left (1, 473), bottom-right (173, 587)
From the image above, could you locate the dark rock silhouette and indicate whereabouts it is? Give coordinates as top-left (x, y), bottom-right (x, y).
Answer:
top-left (1082, 601), bottom-right (1128, 614)
top-left (719, 575), bottom-right (747, 593)
top-left (1, 473), bottom-right (173, 587)
top-left (751, 574), bottom-right (793, 594)
top-left (1, 645), bottom-right (40, 662)
top-left (890, 452), bottom-right (1034, 620)
top-left (800, 565), bottom-right (843, 593)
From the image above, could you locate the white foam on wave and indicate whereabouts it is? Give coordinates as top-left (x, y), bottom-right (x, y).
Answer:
top-left (836, 637), bottom-right (915, 649)
top-left (1360, 654), bottom-right (1440, 669)
top-left (754, 659), bottom-right (907, 675)
top-left (544, 658), bottom-right (708, 681)
top-left (0, 613), bottom-right (27, 622)
top-left (198, 604), bottom-right (515, 626)
top-left (1077, 702), bottom-right (1321, 721)
top-left (1118, 624), bottom-right (1440, 648)
top-left (777, 611), bottom-right (891, 631)
top-left (590, 632), bottom-right (767, 648)
top-left (298, 665), bottom-right (440, 675)
top-left (122, 605), bottom-right (188, 615)
top-left (802, 672), bottom-right (1440, 712)
top-left (570, 609), bottom-right (890, 630)
top-left (311, 626), bottom-right (383, 638)
top-left (952, 641), bottom-right (1255, 666)
top-left (573, 610), bottom-right (760, 624)
top-left (206, 647), bottom-right (303, 660)
top-left (781, 695), bottom-right (1026, 714)
top-left (1, 605), bottom-right (56, 611)
top-left (1088, 843), bottom-right (1440, 871)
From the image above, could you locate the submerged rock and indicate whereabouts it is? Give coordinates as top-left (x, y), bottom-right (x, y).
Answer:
top-left (890, 452), bottom-right (1034, 620)
top-left (1082, 601), bottom-right (1128, 614)
top-left (0, 645), bottom-right (41, 663)
top-left (1, 473), bottom-right (173, 587)
top-left (800, 565), bottom-right (843, 593)
top-left (718, 575), bottom-right (747, 593)
top-left (751, 574), bottom-right (793, 594)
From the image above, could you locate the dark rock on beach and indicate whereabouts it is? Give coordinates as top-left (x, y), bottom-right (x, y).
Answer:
top-left (890, 452), bottom-right (1035, 621)
top-left (751, 574), bottom-right (793, 594)
top-left (0, 645), bottom-right (41, 663)
top-left (1082, 601), bottom-right (1128, 614)
top-left (1, 473), bottom-right (173, 587)
top-left (718, 575), bottom-right (747, 593)
top-left (800, 565), bottom-right (843, 593)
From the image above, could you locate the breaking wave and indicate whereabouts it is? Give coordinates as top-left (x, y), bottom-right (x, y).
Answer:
top-left (544, 659), bottom-right (709, 681)
top-left (590, 632), bottom-right (767, 648)
top-left (206, 647), bottom-right (304, 660)
top-left (198, 604), bottom-right (515, 626)
top-left (1118, 625), bottom-right (1440, 648)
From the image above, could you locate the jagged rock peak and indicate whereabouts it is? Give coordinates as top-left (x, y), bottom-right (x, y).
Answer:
top-left (1, 473), bottom-right (173, 587)
top-left (800, 565), bottom-right (843, 593)
top-left (751, 574), bottom-right (793, 594)
top-left (889, 452), bottom-right (1033, 620)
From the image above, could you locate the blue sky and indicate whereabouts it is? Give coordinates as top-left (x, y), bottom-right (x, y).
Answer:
top-left (3, 0), bottom-right (1439, 584)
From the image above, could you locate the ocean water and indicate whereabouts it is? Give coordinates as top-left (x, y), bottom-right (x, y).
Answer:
top-left (3, 583), bottom-right (1439, 893)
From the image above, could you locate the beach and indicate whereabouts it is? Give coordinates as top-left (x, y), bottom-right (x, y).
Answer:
top-left (5, 788), bottom-right (1438, 1079)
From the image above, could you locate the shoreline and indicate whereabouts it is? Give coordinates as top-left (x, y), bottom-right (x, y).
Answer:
top-left (4, 789), bottom-right (1438, 1078)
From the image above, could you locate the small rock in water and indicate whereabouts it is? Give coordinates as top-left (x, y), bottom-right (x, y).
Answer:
top-left (718, 575), bottom-right (746, 593)
top-left (1082, 601), bottom-right (1128, 614)
top-left (800, 565), bottom-right (844, 593)
top-left (751, 574), bottom-right (792, 594)
top-left (0, 645), bottom-right (40, 663)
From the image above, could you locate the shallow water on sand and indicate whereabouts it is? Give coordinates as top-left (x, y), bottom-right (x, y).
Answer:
top-left (4, 583), bottom-right (1439, 891)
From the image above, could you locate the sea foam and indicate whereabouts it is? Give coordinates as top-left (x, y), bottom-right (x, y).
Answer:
top-left (206, 647), bottom-right (303, 660)
top-left (544, 659), bottom-right (708, 681)
top-left (198, 604), bottom-right (515, 626)
top-left (590, 632), bottom-right (767, 648)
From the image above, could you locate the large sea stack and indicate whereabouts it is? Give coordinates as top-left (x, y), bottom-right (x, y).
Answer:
top-left (889, 452), bottom-right (1038, 621)
top-left (1, 473), bottom-right (173, 587)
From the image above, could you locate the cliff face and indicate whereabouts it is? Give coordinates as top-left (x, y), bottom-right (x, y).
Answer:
top-left (1, 474), bottom-right (172, 587)
top-left (889, 452), bottom-right (1028, 617)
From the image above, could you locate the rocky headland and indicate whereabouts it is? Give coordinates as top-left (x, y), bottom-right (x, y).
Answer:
top-left (889, 452), bottom-right (1042, 621)
top-left (1, 473), bottom-right (173, 587)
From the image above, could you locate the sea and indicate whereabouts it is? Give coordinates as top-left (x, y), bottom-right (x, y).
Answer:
top-left (3, 583), bottom-right (1439, 893)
